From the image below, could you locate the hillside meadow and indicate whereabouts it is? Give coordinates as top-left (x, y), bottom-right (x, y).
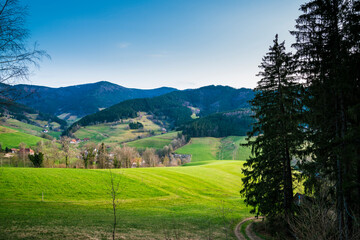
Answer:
top-left (0, 136), bottom-right (253, 239)
top-left (0, 126), bottom-right (45, 149)
top-left (126, 132), bottom-right (179, 149)
top-left (1, 116), bottom-right (63, 139)
top-left (0, 162), bottom-right (251, 239)
top-left (73, 114), bottom-right (164, 148)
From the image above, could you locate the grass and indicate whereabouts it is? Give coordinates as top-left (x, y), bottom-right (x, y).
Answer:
top-left (218, 136), bottom-right (252, 160)
top-left (0, 126), bottom-right (45, 148)
top-left (1, 118), bottom-right (62, 139)
top-left (58, 113), bottom-right (81, 125)
top-left (175, 137), bottom-right (221, 162)
top-left (47, 131), bottom-right (62, 139)
top-left (241, 220), bottom-right (252, 240)
top-left (0, 135), bottom-right (253, 239)
top-left (126, 132), bottom-right (179, 149)
top-left (73, 114), bottom-right (163, 148)
top-left (0, 161), bottom-right (251, 239)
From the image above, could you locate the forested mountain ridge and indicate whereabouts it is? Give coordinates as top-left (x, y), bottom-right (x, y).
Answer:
top-left (65, 85), bottom-right (254, 135)
top-left (11, 81), bottom-right (177, 117)
top-left (166, 85), bottom-right (253, 116)
top-left (0, 101), bottom-right (67, 129)
top-left (181, 109), bottom-right (254, 137)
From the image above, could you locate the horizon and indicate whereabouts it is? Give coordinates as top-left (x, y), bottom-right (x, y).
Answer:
top-left (14, 80), bottom-right (254, 90)
top-left (24, 0), bottom-right (304, 90)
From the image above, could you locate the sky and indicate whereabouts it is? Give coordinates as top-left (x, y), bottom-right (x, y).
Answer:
top-left (24, 0), bottom-right (305, 90)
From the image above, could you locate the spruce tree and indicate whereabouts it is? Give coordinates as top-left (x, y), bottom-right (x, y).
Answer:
top-left (291, 1), bottom-right (360, 238)
top-left (241, 35), bottom-right (303, 220)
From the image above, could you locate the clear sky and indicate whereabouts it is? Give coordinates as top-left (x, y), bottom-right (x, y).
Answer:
top-left (24, 0), bottom-right (304, 89)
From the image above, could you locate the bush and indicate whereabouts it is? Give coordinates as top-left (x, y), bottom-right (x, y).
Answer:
top-left (28, 152), bottom-right (44, 167)
top-left (129, 122), bottom-right (144, 129)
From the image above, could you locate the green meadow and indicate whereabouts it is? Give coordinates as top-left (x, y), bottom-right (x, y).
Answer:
top-left (1, 118), bottom-right (62, 140)
top-left (0, 162), bottom-right (251, 239)
top-left (218, 136), bottom-right (252, 161)
top-left (175, 137), bottom-right (221, 162)
top-left (0, 126), bottom-right (45, 149)
top-left (73, 114), bottom-right (163, 147)
top-left (126, 132), bottom-right (179, 149)
top-left (0, 136), bottom-right (253, 239)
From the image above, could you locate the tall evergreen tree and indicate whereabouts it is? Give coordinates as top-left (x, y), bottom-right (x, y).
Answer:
top-left (241, 35), bottom-right (303, 220)
top-left (291, 1), bottom-right (360, 238)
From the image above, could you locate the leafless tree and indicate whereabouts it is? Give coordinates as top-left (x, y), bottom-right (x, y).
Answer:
top-left (288, 187), bottom-right (360, 240)
top-left (216, 199), bottom-right (236, 240)
top-left (114, 145), bottom-right (138, 168)
top-left (60, 136), bottom-right (71, 167)
top-left (0, 0), bottom-right (48, 104)
top-left (44, 139), bottom-right (59, 167)
top-left (18, 142), bottom-right (26, 166)
top-left (81, 142), bottom-right (97, 169)
top-left (163, 155), bottom-right (170, 167)
top-left (108, 170), bottom-right (124, 240)
top-left (142, 148), bottom-right (159, 167)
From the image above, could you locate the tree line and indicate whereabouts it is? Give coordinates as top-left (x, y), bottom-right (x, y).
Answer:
top-left (241, 1), bottom-right (360, 239)
top-left (1, 132), bottom-right (190, 169)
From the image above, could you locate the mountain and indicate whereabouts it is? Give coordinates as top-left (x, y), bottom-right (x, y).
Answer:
top-left (65, 85), bottom-right (254, 135)
top-left (12, 81), bottom-right (177, 118)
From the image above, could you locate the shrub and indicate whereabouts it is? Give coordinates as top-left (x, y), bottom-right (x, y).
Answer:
top-left (28, 152), bottom-right (44, 168)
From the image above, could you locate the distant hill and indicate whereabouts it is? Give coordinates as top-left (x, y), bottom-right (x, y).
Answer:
top-left (0, 101), bottom-right (67, 129)
top-left (11, 81), bottom-right (177, 118)
top-left (65, 85), bottom-right (254, 135)
top-left (181, 109), bottom-right (254, 137)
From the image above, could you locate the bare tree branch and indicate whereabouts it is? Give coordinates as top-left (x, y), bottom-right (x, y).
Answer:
top-left (0, 0), bottom-right (49, 104)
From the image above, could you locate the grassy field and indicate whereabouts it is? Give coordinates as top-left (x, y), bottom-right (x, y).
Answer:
top-left (0, 161), bottom-right (251, 239)
top-left (218, 136), bottom-right (252, 161)
top-left (0, 126), bottom-right (45, 148)
top-left (0, 135), bottom-right (253, 239)
top-left (126, 132), bottom-right (179, 149)
top-left (74, 114), bottom-right (162, 147)
top-left (173, 136), bottom-right (252, 165)
top-left (58, 113), bottom-right (81, 125)
top-left (175, 137), bottom-right (221, 162)
top-left (1, 118), bottom-right (62, 139)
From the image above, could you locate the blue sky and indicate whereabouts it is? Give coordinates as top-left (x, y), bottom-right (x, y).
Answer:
top-left (24, 0), bottom-right (304, 89)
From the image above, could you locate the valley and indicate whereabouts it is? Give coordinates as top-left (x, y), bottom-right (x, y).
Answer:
top-left (1, 0), bottom-right (358, 238)
top-left (0, 83), bottom-right (254, 239)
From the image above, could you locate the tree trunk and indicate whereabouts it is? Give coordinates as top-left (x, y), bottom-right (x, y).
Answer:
top-left (113, 201), bottom-right (116, 240)
top-left (284, 142), bottom-right (293, 217)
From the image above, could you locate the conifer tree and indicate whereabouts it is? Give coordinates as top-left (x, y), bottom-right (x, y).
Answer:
top-left (291, 1), bottom-right (360, 238)
top-left (241, 35), bottom-right (303, 220)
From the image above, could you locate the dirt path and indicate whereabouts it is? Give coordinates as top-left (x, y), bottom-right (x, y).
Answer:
top-left (234, 217), bottom-right (264, 240)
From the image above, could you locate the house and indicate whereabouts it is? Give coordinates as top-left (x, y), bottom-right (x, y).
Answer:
top-left (10, 148), bottom-right (18, 153)
top-left (83, 138), bottom-right (90, 141)
top-left (42, 129), bottom-right (48, 133)
top-left (19, 148), bottom-right (35, 155)
top-left (70, 139), bottom-right (77, 144)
